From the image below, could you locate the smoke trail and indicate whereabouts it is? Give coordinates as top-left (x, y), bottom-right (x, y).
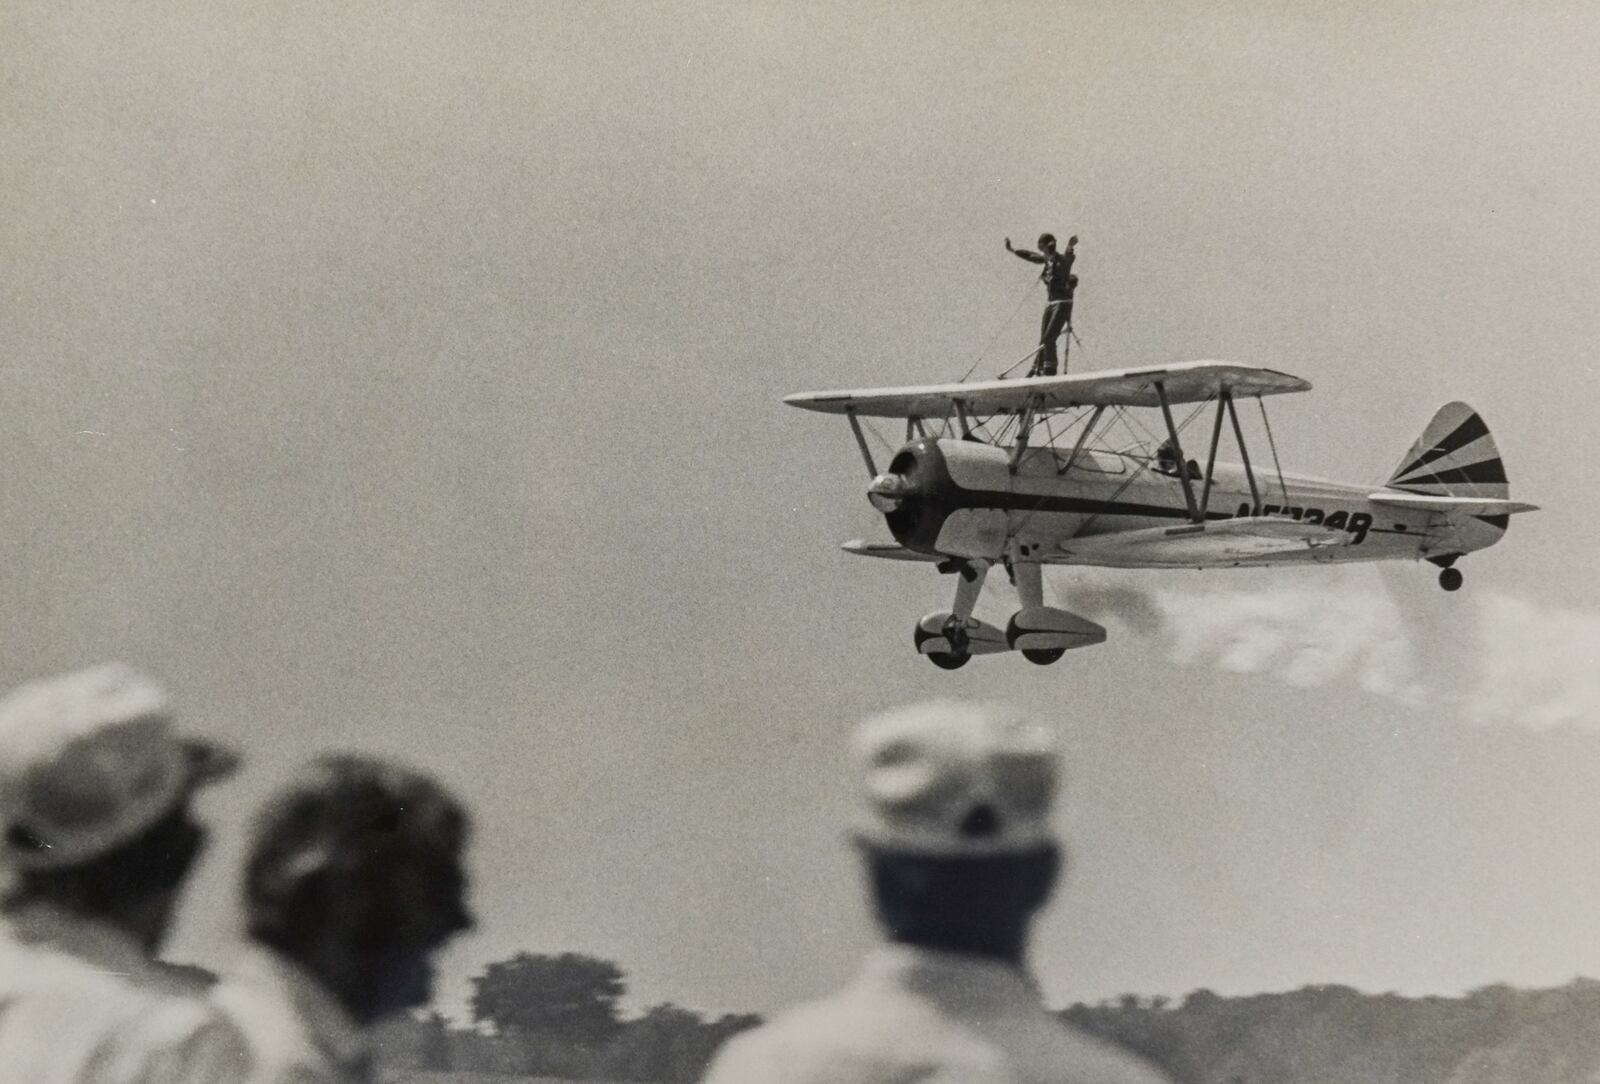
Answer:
top-left (1047, 567), bottom-right (1599, 730)
top-left (1464, 594), bottom-right (1600, 728)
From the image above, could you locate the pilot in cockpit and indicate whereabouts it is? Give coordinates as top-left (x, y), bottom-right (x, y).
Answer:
top-left (1154, 440), bottom-right (1202, 480)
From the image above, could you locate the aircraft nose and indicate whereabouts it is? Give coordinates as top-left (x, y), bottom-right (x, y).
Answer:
top-left (867, 471), bottom-right (915, 513)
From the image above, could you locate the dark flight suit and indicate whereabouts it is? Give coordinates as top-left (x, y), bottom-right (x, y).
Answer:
top-left (1022, 247), bottom-right (1075, 376)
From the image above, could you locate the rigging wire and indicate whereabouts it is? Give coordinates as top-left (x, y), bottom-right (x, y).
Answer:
top-left (995, 346), bottom-right (1044, 381)
top-left (1257, 396), bottom-right (1291, 504)
top-left (956, 280), bottom-right (1036, 383)
top-left (859, 416), bottom-right (898, 458)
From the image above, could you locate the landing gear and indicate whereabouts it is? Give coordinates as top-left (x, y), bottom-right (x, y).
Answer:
top-left (1013, 563), bottom-right (1065, 666)
top-left (913, 556), bottom-right (1104, 666)
top-left (922, 560), bottom-right (989, 669)
top-left (940, 615), bottom-right (971, 654)
top-left (915, 618), bottom-right (972, 670)
top-left (1021, 648), bottom-right (1066, 665)
top-left (914, 609), bottom-right (982, 670)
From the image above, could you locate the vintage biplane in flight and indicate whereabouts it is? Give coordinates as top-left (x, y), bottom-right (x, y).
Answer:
top-left (786, 362), bottom-right (1536, 668)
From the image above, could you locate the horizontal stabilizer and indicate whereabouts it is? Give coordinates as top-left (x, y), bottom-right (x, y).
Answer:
top-left (841, 539), bottom-right (940, 562)
top-left (1057, 516), bottom-right (1350, 568)
top-left (1367, 492), bottom-right (1539, 516)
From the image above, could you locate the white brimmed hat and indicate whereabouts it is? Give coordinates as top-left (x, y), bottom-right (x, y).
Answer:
top-left (0, 663), bottom-right (237, 870)
top-left (852, 700), bottom-right (1059, 857)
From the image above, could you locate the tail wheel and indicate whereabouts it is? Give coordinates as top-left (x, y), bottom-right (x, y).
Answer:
top-left (1021, 648), bottom-right (1066, 666)
top-left (927, 651), bottom-right (971, 670)
top-left (1439, 567), bottom-right (1464, 592)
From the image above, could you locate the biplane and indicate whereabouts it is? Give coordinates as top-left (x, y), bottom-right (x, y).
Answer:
top-left (786, 361), bottom-right (1537, 668)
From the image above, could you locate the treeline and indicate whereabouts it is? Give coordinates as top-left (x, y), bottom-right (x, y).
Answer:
top-left (376, 952), bottom-right (760, 1083)
top-left (1061, 979), bottom-right (1600, 1084)
top-left (372, 952), bottom-right (1600, 1084)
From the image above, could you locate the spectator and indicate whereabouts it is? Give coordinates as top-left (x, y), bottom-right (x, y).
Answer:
top-left (702, 699), bottom-right (1173, 1084)
top-left (0, 662), bottom-right (249, 1084)
top-left (214, 754), bottom-right (474, 1084)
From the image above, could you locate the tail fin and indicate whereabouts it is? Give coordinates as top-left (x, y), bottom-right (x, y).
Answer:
top-left (1387, 402), bottom-right (1510, 500)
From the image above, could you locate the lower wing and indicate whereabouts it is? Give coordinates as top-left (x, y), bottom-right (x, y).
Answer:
top-left (1055, 517), bottom-right (1352, 568)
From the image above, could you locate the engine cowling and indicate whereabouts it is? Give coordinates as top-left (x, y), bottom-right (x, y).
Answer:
top-left (865, 439), bottom-right (962, 555)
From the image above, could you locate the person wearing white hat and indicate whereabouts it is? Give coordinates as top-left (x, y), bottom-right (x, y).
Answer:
top-left (212, 754), bottom-right (474, 1084)
top-left (0, 661), bottom-right (250, 1084)
top-left (702, 700), bottom-right (1173, 1084)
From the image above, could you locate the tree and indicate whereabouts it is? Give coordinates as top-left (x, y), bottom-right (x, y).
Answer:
top-left (470, 952), bottom-right (628, 1051)
top-left (602, 1002), bottom-right (704, 1082)
top-left (600, 1004), bottom-right (766, 1083)
top-left (416, 1011), bottom-right (453, 1071)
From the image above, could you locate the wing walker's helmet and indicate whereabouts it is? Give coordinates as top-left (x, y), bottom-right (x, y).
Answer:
top-left (1037, 233), bottom-right (1056, 250)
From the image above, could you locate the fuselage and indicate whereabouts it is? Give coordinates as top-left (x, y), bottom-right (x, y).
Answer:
top-left (875, 438), bottom-right (1506, 569)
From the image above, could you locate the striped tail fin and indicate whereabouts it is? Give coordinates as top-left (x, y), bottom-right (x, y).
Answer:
top-left (1387, 402), bottom-right (1510, 500)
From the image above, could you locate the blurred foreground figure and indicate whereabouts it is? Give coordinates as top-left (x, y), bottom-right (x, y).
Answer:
top-left (214, 754), bottom-right (474, 1084)
top-left (703, 700), bottom-right (1172, 1084)
top-left (0, 662), bottom-right (248, 1084)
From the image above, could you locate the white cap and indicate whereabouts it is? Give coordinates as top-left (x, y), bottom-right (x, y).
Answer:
top-left (852, 700), bottom-right (1059, 857)
top-left (0, 663), bottom-right (236, 870)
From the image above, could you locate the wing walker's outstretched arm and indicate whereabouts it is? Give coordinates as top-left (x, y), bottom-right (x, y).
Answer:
top-left (1004, 237), bottom-right (1046, 264)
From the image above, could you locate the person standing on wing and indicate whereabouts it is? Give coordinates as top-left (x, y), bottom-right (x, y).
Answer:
top-left (1006, 233), bottom-right (1078, 376)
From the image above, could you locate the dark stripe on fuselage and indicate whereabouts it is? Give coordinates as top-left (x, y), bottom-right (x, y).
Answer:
top-left (1394, 412), bottom-right (1489, 479)
top-left (942, 488), bottom-right (1232, 523)
top-left (1475, 514), bottom-right (1511, 530)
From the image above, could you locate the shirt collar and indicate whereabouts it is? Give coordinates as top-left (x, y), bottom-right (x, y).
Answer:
top-left (855, 941), bottom-right (1042, 1011)
top-left (229, 943), bottom-right (371, 1072)
top-left (0, 900), bottom-right (195, 994)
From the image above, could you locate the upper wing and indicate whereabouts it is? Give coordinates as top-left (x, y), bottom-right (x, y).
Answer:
top-left (1054, 516), bottom-right (1350, 568)
top-left (784, 361), bottom-right (1311, 419)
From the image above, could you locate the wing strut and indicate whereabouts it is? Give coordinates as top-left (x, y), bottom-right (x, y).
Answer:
top-left (845, 407), bottom-right (879, 479)
top-left (1198, 392), bottom-right (1229, 514)
top-left (1224, 393), bottom-right (1261, 514)
top-left (1154, 381), bottom-right (1201, 523)
top-left (1057, 404), bottom-right (1106, 476)
top-left (1008, 395), bottom-right (1039, 474)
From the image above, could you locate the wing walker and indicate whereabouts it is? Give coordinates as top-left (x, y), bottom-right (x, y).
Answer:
top-left (787, 362), bottom-right (1537, 669)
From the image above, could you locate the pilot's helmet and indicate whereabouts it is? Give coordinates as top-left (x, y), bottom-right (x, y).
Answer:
top-left (1037, 233), bottom-right (1056, 250)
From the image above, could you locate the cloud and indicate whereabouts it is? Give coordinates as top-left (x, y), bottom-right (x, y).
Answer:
top-left (1046, 568), bottom-right (1599, 730)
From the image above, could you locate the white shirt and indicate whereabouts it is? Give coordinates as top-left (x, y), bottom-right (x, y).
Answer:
top-left (211, 946), bottom-right (372, 1084)
top-left (702, 944), bottom-right (1173, 1084)
top-left (0, 902), bottom-right (250, 1084)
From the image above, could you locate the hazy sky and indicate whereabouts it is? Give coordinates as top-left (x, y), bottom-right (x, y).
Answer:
top-left (4, 1), bottom-right (1599, 1020)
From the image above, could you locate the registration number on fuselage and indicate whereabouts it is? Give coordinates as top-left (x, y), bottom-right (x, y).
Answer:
top-left (1235, 502), bottom-right (1373, 544)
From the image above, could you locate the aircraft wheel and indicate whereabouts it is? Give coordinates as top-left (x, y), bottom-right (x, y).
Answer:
top-left (1439, 567), bottom-right (1464, 592)
top-left (927, 651), bottom-right (971, 671)
top-left (1021, 648), bottom-right (1066, 666)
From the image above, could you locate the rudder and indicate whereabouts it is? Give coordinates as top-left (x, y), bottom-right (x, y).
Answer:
top-left (1387, 402), bottom-right (1510, 500)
